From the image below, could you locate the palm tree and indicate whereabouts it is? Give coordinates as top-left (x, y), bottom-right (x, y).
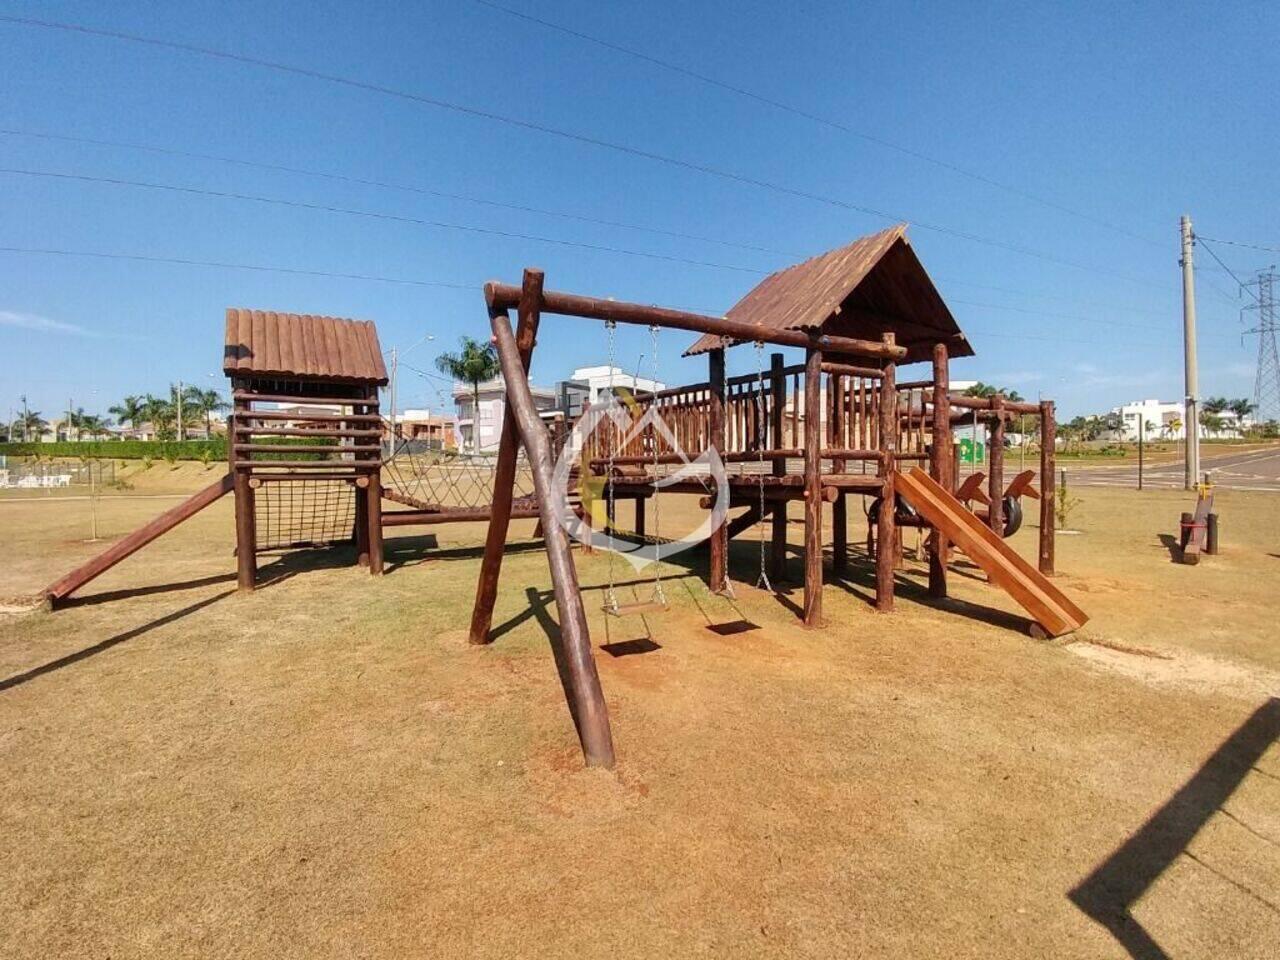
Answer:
top-left (435, 336), bottom-right (500, 453)
top-left (187, 388), bottom-right (229, 438)
top-left (1228, 398), bottom-right (1255, 421)
top-left (1203, 396), bottom-right (1230, 416)
top-left (143, 393), bottom-right (175, 440)
top-left (109, 395), bottom-right (146, 434)
top-left (17, 409), bottom-right (47, 441)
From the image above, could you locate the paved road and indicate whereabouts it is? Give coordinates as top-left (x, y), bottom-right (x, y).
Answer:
top-left (1067, 446), bottom-right (1280, 492)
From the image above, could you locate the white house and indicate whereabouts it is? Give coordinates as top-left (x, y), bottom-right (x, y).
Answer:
top-left (1109, 399), bottom-right (1248, 441)
top-left (567, 365), bottom-right (665, 405)
top-left (452, 378), bottom-right (558, 453)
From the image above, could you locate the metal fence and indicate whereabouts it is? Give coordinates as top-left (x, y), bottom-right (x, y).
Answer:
top-left (0, 458), bottom-right (115, 489)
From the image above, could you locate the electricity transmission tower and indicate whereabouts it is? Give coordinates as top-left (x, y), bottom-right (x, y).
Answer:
top-left (1242, 269), bottom-right (1280, 424)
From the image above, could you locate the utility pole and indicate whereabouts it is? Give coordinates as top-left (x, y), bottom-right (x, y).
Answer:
top-left (1180, 215), bottom-right (1200, 489)
top-left (176, 380), bottom-right (184, 442)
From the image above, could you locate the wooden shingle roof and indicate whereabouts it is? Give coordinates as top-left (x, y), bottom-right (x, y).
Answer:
top-left (223, 308), bottom-right (388, 385)
top-left (685, 225), bottom-right (973, 364)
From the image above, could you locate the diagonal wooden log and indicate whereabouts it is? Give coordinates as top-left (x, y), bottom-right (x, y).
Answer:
top-left (45, 473), bottom-right (234, 605)
top-left (469, 269), bottom-right (544, 646)
top-left (485, 303), bottom-right (615, 769)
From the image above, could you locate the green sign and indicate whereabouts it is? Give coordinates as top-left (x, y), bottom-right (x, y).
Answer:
top-left (957, 438), bottom-right (986, 465)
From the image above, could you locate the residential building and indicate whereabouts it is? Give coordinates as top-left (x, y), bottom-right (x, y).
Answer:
top-left (1108, 399), bottom-right (1249, 441)
top-left (392, 409), bottom-right (457, 450)
top-left (556, 365), bottom-right (666, 417)
top-left (453, 378), bottom-right (558, 453)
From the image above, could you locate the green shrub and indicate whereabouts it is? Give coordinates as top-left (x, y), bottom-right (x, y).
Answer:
top-left (0, 436), bottom-right (340, 462)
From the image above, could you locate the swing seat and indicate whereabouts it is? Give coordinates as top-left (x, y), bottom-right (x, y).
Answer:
top-left (604, 599), bottom-right (670, 617)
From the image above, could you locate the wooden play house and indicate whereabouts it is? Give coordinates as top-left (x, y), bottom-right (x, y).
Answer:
top-left (223, 309), bottom-right (388, 588)
top-left (470, 225), bottom-right (1087, 769)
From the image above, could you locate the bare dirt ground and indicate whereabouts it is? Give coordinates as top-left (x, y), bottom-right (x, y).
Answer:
top-left (2, 464), bottom-right (1278, 959)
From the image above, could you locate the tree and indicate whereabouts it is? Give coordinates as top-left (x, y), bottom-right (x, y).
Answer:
top-left (187, 388), bottom-right (229, 438)
top-left (1199, 411), bottom-right (1226, 436)
top-left (142, 393), bottom-right (175, 440)
top-left (109, 395), bottom-right (146, 433)
top-left (1203, 396), bottom-right (1230, 416)
top-left (1228, 398), bottom-right (1255, 421)
top-left (435, 336), bottom-right (500, 453)
top-left (17, 409), bottom-right (48, 440)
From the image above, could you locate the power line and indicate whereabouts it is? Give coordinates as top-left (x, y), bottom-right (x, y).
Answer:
top-left (470, 0), bottom-right (1164, 249)
top-left (0, 242), bottom-right (1171, 349)
top-left (0, 244), bottom-right (479, 289)
top-left (0, 166), bottom-right (770, 274)
top-left (0, 127), bottom-right (800, 260)
top-left (947, 297), bottom-right (1165, 332)
top-left (1196, 236), bottom-right (1262, 304)
top-left (4, 126), bottom-right (1183, 321)
top-left (0, 12), bottom-right (1167, 288)
top-left (1197, 235), bottom-right (1280, 254)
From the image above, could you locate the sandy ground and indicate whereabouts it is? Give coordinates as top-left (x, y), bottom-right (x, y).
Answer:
top-left (1, 464), bottom-right (1278, 958)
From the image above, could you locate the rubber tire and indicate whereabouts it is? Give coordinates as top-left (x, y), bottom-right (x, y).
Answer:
top-left (1002, 496), bottom-right (1023, 538)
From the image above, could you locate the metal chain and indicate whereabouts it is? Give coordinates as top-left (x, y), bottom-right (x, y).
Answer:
top-left (604, 319), bottom-right (619, 615)
top-left (754, 340), bottom-right (774, 593)
top-left (649, 323), bottom-right (667, 606)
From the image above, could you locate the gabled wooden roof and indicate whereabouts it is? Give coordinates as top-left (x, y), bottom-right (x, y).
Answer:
top-left (223, 308), bottom-right (388, 384)
top-left (685, 225), bottom-right (973, 364)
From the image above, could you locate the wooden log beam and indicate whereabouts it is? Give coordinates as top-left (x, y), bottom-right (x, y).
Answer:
top-left (988, 395), bottom-right (1006, 536)
top-left (769, 353), bottom-right (788, 580)
top-left (875, 334), bottom-right (897, 613)
top-left (708, 347), bottom-right (728, 593)
top-left (485, 282), bottom-right (909, 361)
top-left (489, 305), bottom-right (615, 769)
top-left (470, 269), bottom-right (544, 645)
top-left (928, 342), bottom-right (951, 598)
top-left (44, 473), bottom-right (234, 604)
top-left (803, 346), bottom-right (823, 625)
top-left (1039, 400), bottom-right (1056, 576)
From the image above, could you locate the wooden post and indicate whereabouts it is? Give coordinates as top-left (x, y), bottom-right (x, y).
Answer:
top-left (802, 346), bottom-right (823, 626)
top-left (489, 306), bottom-right (615, 768)
top-left (469, 269), bottom-right (544, 644)
top-left (230, 402), bottom-right (257, 592)
top-left (988, 396), bottom-right (1005, 535)
top-left (768, 352), bottom-right (787, 580)
top-left (352, 394), bottom-right (371, 566)
top-left (1039, 400), bottom-right (1056, 575)
top-left (635, 496), bottom-right (646, 539)
top-left (928, 343), bottom-right (950, 598)
top-left (831, 373), bottom-right (848, 573)
top-left (708, 347), bottom-right (728, 594)
top-left (365, 427), bottom-right (384, 577)
top-left (875, 334), bottom-right (897, 612)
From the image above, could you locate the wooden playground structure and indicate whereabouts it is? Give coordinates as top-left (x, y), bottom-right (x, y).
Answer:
top-left (471, 226), bottom-right (1087, 767)
top-left (39, 225), bottom-right (1087, 771)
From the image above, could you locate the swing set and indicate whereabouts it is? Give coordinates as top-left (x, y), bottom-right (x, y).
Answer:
top-left (471, 226), bottom-right (1085, 769)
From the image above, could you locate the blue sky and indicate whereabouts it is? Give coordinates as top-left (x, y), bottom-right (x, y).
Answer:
top-left (2, 0), bottom-right (1277, 422)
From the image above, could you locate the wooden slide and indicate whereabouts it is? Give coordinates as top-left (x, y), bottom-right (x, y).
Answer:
top-left (43, 473), bottom-right (234, 606)
top-left (896, 467), bottom-right (1087, 637)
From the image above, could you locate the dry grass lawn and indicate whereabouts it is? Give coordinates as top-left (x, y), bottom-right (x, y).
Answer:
top-left (2, 464), bottom-right (1278, 958)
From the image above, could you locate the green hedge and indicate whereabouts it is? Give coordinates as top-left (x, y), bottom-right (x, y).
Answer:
top-left (0, 437), bottom-right (346, 462)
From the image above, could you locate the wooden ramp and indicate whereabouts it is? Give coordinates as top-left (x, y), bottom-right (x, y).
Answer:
top-left (896, 467), bottom-right (1087, 637)
top-left (44, 473), bottom-right (234, 606)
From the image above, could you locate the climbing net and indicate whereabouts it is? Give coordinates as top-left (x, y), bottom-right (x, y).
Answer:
top-left (255, 479), bottom-right (356, 552)
top-left (382, 440), bottom-right (540, 512)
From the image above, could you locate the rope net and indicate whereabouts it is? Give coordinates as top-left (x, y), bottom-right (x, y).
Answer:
top-left (255, 479), bottom-right (357, 552)
top-left (381, 438), bottom-right (545, 512)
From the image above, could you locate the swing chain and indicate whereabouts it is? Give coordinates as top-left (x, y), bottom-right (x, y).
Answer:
top-left (603, 319), bottom-right (619, 615)
top-left (649, 323), bottom-right (667, 606)
top-left (754, 340), bottom-right (774, 593)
